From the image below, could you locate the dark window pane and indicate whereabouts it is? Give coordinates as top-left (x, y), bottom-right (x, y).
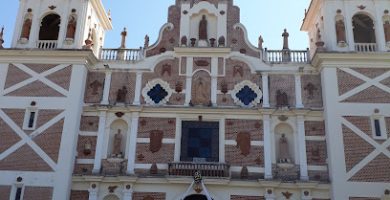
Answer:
top-left (28, 112), bottom-right (36, 128)
top-left (374, 119), bottom-right (381, 137)
top-left (15, 187), bottom-right (22, 200)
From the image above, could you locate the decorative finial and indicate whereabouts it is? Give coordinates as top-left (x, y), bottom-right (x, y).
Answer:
top-left (120, 27), bottom-right (127, 49)
top-left (83, 28), bottom-right (93, 49)
top-left (0, 26), bottom-right (4, 49)
top-left (107, 9), bottom-right (112, 21)
top-left (144, 35), bottom-right (150, 49)
top-left (258, 35), bottom-right (264, 49)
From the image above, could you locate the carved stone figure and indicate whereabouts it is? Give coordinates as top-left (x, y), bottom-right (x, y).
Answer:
top-left (149, 130), bottom-right (163, 153)
top-left (240, 166), bottom-right (249, 179)
top-left (336, 19), bottom-right (347, 43)
top-left (161, 64), bottom-right (171, 76)
top-left (66, 10), bottom-right (77, 39)
top-left (21, 9), bottom-right (33, 40)
top-left (0, 27), bottom-right (4, 49)
top-left (258, 35), bottom-right (264, 49)
top-left (181, 36), bottom-right (188, 46)
top-left (89, 80), bottom-right (102, 95)
top-left (311, 146), bottom-right (321, 161)
top-left (276, 90), bottom-right (289, 107)
top-left (120, 28), bottom-right (127, 49)
top-left (112, 129), bottom-right (122, 157)
top-left (236, 132), bottom-right (251, 156)
top-left (304, 82), bottom-right (318, 99)
top-left (116, 86), bottom-right (128, 103)
top-left (282, 29), bottom-right (289, 50)
top-left (192, 77), bottom-right (209, 105)
top-left (150, 163), bottom-right (158, 174)
top-left (144, 34), bottom-right (150, 49)
top-left (279, 134), bottom-right (291, 163)
top-left (199, 15), bottom-right (208, 40)
top-left (233, 65), bottom-right (244, 77)
top-left (384, 21), bottom-right (390, 42)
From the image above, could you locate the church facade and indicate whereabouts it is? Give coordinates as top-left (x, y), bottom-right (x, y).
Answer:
top-left (0, 0), bottom-right (389, 199)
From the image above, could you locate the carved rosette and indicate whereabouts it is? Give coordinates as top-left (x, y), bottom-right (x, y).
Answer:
top-left (142, 79), bottom-right (173, 106)
top-left (231, 80), bottom-right (263, 107)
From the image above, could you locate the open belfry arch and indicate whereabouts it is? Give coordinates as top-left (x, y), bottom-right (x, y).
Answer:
top-left (0, 0), bottom-right (389, 200)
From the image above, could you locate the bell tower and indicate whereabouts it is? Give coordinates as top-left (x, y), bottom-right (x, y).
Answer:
top-left (302, 0), bottom-right (390, 54)
top-left (11, 0), bottom-right (112, 52)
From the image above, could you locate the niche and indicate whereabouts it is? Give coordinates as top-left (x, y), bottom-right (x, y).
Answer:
top-left (274, 123), bottom-right (295, 165)
top-left (108, 119), bottom-right (128, 158)
top-left (39, 14), bottom-right (61, 40)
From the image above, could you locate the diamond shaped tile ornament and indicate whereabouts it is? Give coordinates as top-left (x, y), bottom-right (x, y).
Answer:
top-left (231, 80), bottom-right (262, 107)
top-left (142, 79), bottom-right (173, 105)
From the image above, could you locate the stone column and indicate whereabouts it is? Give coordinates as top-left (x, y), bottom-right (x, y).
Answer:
top-left (211, 57), bottom-right (218, 106)
top-left (262, 73), bottom-right (270, 108)
top-left (174, 117), bottom-right (182, 162)
top-left (295, 74), bottom-right (304, 108)
top-left (133, 72), bottom-right (143, 105)
top-left (88, 187), bottom-right (98, 200)
top-left (93, 111), bottom-right (107, 174)
top-left (263, 115), bottom-right (273, 179)
top-left (297, 115), bottom-right (309, 181)
top-left (101, 71), bottom-right (112, 105)
top-left (185, 76), bottom-right (192, 105)
top-left (122, 184), bottom-right (133, 200)
top-left (127, 113), bottom-right (139, 174)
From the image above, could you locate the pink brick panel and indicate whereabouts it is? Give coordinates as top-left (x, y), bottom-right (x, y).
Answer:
top-left (138, 118), bottom-right (176, 138)
top-left (225, 119), bottom-right (263, 141)
top-left (23, 186), bottom-right (53, 200)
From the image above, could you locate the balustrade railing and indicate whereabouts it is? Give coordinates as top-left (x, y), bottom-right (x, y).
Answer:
top-left (37, 40), bottom-right (58, 49)
top-left (100, 48), bottom-right (144, 61)
top-left (264, 49), bottom-right (310, 64)
top-left (354, 43), bottom-right (377, 52)
top-left (168, 162), bottom-right (230, 178)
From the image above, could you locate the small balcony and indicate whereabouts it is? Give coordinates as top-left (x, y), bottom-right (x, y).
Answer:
top-left (168, 162), bottom-right (230, 178)
top-left (264, 49), bottom-right (310, 64)
top-left (354, 43), bottom-right (377, 52)
top-left (99, 48), bottom-right (144, 62)
top-left (37, 40), bottom-right (58, 49)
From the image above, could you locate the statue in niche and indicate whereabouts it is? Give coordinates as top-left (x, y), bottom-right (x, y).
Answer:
top-left (66, 10), bottom-right (77, 40)
top-left (149, 130), bottom-right (163, 153)
top-left (279, 134), bottom-right (291, 163)
top-left (236, 132), bottom-right (251, 156)
top-left (276, 90), bottom-right (289, 107)
top-left (161, 64), bottom-right (172, 76)
top-left (199, 15), bottom-right (208, 40)
top-left (20, 9), bottom-right (33, 40)
top-left (116, 86), bottom-right (128, 103)
top-left (192, 76), bottom-right (209, 106)
top-left (112, 129), bottom-right (123, 157)
top-left (335, 19), bottom-right (347, 43)
top-left (384, 21), bottom-right (390, 43)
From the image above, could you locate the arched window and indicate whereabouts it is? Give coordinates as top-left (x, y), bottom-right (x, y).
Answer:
top-left (39, 14), bottom-right (61, 40)
top-left (352, 14), bottom-right (376, 43)
top-left (184, 194), bottom-right (209, 200)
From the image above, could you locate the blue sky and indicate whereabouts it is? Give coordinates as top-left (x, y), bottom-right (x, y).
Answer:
top-left (0, 0), bottom-right (311, 50)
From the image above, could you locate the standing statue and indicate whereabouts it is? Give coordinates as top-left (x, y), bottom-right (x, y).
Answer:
top-left (144, 34), bottom-right (150, 49)
top-left (199, 15), bottom-right (208, 40)
top-left (258, 35), bottom-right (264, 49)
top-left (335, 19), bottom-right (347, 43)
top-left (192, 77), bottom-right (209, 105)
top-left (282, 29), bottom-right (289, 50)
top-left (21, 9), bottom-right (33, 40)
top-left (384, 21), bottom-right (390, 43)
top-left (66, 10), bottom-right (77, 40)
top-left (279, 134), bottom-right (291, 163)
top-left (112, 129), bottom-right (123, 157)
top-left (0, 27), bottom-right (4, 49)
top-left (120, 28), bottom-right (127, 49)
